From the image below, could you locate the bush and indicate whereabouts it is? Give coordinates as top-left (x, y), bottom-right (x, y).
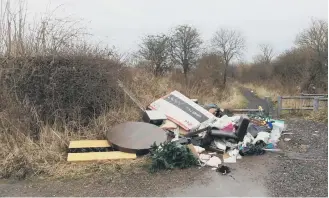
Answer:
top-left (1, 56), bottom-right (124, 126)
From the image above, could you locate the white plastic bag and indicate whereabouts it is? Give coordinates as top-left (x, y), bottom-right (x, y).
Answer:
top-left (253, 132), bottom-right (270, 144)
top-left (211, 115), bottom-right (234, 131)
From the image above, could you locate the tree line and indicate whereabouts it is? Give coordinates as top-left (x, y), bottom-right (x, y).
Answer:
top-left (136, 24), bottom-right (245, 86)
top-left (136, 19), bottom-right (328, 92)
top-left (238, 19), bottom-right (328, 93)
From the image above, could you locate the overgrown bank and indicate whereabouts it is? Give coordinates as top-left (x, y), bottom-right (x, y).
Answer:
top-left (0, 56), bottom-right (247, 179)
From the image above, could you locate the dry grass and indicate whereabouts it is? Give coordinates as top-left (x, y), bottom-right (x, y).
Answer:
top-left (280, 108), bottom-right (328, 124)
top-left (0, 67), bottom-right (247, 180)
top-left (0, 105), bottom-right (142, 179)
top-left (219, 86), bottom-right (248, 109)
top-left (307, 108), bottom-right (328, 123)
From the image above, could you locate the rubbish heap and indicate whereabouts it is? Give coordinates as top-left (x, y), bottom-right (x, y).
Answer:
top-left (145, 91), bottom-right (284, 167)
top-left (105, 90), bottom-right (286, 171)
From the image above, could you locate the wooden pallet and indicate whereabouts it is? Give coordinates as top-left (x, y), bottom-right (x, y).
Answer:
top-left (67, 140), bottom-right (136, 162)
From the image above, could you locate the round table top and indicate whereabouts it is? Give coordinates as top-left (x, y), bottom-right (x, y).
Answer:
top-left (106, 122), bottom-right (167, 152)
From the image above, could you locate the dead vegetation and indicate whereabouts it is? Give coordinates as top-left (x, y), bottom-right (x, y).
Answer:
top-left (0, 65), bottom-right (245, 179)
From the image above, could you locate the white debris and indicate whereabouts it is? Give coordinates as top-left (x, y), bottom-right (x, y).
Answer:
top-left (205, 156), bottom-right (222, 167)
top-left (242, 133), bottom-right (255, 147)
top-left (226, 149), bottom-right (237, 156)
top-left (253, 132), bottom-right (270, 144)
top-left (210, 115), bottom-right (234, 130)
top-left (269, 121), bottom-right (285, 144)
top-left (199, 153), bottom-right (211, 161)
top-left (199, 154), bottom-right (222, 167)
top-left (214, 138), bottom-right (226, 150)
top-left (224, 155), bottom-right (237, 163)
top-left (194, 146), bottom-right (206, 154)
top-left (229, 115), bottom-right (241, 123)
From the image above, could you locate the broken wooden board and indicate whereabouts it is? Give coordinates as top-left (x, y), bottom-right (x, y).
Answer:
top-left (67, 152), bottom-right (136, 162)
top-left (69, 140), bottom-right (111, 148)
top-left (67, 139), bottom-right (136, 162)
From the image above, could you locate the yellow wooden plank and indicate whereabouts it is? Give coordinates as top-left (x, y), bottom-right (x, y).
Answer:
top-left (69, 140), bottom-right (111, 148)
top-left (67, 152), bottom-right (136, 162)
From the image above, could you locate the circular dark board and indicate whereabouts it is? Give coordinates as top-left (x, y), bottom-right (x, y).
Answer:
top-left (106, 122), bottom-right (167, 153)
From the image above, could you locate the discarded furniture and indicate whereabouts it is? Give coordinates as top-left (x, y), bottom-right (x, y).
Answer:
top-left (67, 140), bottom-right (136, 162)
top-left (210, 117), bottom-right (250, 142)
top-left (142, 110), bottom-right (167, 126)
top-left (106, 122), bottom-right (167, 153)
top-left (149, 90), bottom-right (215, 131)
top-left (183, 117), bottom-right (250, 146)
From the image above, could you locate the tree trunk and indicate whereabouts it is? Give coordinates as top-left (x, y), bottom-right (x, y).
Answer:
top-left (223, 62), bottom-right (228, 86)
top-left (154, 64), bottom-right (160, 76)
top-left (183, 60), bottom-right (189, 85)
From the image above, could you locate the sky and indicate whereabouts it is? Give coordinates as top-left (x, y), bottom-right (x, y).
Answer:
top-left (17, 0), bottom-right (329, 61)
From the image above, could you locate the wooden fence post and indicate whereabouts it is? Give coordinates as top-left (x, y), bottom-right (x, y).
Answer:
top-left (264, 96), bottom-right (270, 117)
top-left (277, 96), bottom-right (282, 118)
top-left (313, 97), bottom-right (319, 112)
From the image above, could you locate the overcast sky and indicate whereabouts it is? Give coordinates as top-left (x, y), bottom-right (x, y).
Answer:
top-left (23, 0), bottom-right (328, 61)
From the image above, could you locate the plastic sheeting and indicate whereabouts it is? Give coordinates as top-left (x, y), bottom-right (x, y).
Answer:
top-left (268, 120), bottom-right (285, 146)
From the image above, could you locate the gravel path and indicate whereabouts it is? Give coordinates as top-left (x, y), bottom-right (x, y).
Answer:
top-left (266, 119), bottom-right (328, 197)
top-left (239, 87), bottom-right (275, 116)
top-left (0, 168), bottom-right (211, 197)
top-left (0, 157), bottom-right (271, 197)
top-left (240, 87), bottom-right (328, 197)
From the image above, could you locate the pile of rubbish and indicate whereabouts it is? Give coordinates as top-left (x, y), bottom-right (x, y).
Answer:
top-left (143, 91), bottom-right (285, 168)
top-left (106, 89), bottom-right (286, 172)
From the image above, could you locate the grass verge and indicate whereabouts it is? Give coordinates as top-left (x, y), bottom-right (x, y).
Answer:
top-left (219, 86), bottom-right (248, 109)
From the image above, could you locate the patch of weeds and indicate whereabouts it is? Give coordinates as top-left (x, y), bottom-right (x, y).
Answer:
top-left (307, 109), bottom-right (328, 123)
top-left (239, 97), bottom-right (249, 108)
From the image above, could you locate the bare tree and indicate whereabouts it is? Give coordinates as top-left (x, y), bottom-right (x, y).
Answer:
top-left (254, 44), bottom-right (274, 64)
top-left (295, 19), bottom-right (328, 91)
top-left (211, 28), bottom-right (245, 86)
top-left (169, 25), bottom-right (202, 80)
top-left (296, 19), bottom-right (328, 58)
top-left (138, 34), bottom-right (170, 76)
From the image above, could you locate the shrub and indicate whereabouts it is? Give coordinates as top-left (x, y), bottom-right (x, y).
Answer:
top-left (1, 55), bottom-right (124, 127)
